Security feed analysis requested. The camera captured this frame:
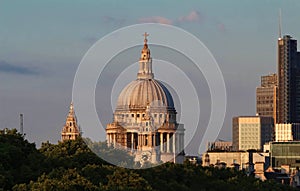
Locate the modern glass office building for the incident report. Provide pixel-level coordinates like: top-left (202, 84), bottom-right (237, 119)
top-left (270, 142), bottom-right (300, 168)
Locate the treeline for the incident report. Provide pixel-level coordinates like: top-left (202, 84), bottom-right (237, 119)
top-left (0, 129), bottom-right (296, 191)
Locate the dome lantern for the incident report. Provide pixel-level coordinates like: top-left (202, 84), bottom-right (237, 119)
top-left (137, 32), bottom-right (154, 79)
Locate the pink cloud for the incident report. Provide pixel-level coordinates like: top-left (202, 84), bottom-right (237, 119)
top-left (138, 16), bottom-right (173, 25)
top-left (178, 10), bottom-right (202, 23)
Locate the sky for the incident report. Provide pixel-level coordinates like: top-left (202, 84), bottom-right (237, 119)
top-left (1, 0), bottom-right (300, 154)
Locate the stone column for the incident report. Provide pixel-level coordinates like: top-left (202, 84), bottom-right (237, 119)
top-left (131, 133), bottom-right (134, 150)
top-left (107, 133), bottom-right (110, 146)
top-left (172, 133), bottom-right (176, 153)
top-left (124, 133), bottom-right (127, 147)
top-left (160, 133), bottom-right (163, 152)
top-left (110, 134), bottom-right (113, 146)
top-left (167, 133), bottom-right (170, 153)
top-left (153, 133), bottom-right (156, 146)
top-left (149, 133), bottom-right (152, 147)
top-left (110, 134), bottom-right (112, 147)
top-left (113, 133), bottom-right (116, 148)
top-left (175, 133), bottom-right (179, 153)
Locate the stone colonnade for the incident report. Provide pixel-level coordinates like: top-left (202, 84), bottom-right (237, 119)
top-left (106, 131), bottom-right (184, 153)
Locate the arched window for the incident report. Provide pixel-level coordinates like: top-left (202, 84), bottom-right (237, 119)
top-left (70, 122), bottom-right (72, 126)
top-left (69, 128), bottom-right (72, 132)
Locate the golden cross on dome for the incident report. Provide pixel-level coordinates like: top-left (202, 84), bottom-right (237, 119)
top-left (143, 32), bottom-right (149, 44)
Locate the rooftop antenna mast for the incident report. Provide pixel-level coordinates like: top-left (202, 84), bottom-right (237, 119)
top-left (279, 8), bottom-right (282, 39)
top-left (20, 113), bottom-right (23, 134)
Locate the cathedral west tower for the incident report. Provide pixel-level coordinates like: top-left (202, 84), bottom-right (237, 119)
top-left (61, 102), bottom-right (81, 141)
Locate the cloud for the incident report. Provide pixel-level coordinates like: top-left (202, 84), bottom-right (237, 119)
top-left (138, 16), bottom-right (173, 25)
top-left (138, 11), bottom-right (202, 25)
top-left (138, 10), bottom-right (226, 33)
top-left (177, 10), bottom-right (202, 23)
top-left (0, 61), bottom-right (39, 75)
top-left (177, 10), bottom-right (227, 33)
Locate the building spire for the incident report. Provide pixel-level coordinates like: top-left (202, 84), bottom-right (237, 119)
top-left (69, 102), bottom-right (74, 116)
top-left (137, 32), bottom-right (154, 79)
top-left (279, 8), bottom-right (282, 39)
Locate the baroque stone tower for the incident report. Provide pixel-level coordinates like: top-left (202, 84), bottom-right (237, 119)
top-left (61, 102), bottom-right (80, 141)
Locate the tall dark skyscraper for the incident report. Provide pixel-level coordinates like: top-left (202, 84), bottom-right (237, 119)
top-left (277, 35), bottom-right (300, 123)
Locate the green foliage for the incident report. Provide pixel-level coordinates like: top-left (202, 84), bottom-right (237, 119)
top-left (2, 129), bottom-right (297, 191)
top-left (84, 138), bottom-right (135, 167)
top-left (81, 164), bottom-right (114, 186)
top-left (0, 129), bottom-right (44, 190)
top-left (13, 169), bottom-right (98, 191)
top-left (105, 168), bottom-right (152, 191)
top-left (39, 138), bottom-right (106, 171)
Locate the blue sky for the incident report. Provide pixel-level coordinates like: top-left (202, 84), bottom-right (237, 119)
top-left (1, 0), bottom-right (300, 153)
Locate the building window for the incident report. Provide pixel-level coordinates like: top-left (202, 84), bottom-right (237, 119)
top-left (137, 114), bottom-right (140, 117)
top-left (131, 114), bottom-right (134, 117)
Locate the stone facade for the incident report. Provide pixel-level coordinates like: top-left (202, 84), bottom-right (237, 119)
top-left (203, 151), bottom-right (268, 170)
top-left (232, 116), bottom-right (274, 151)
top-left (275, 123), bottom-right (300, 142)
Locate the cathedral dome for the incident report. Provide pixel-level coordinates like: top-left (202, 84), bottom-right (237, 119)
top-left (116, 32), bottom-right (174, 111)
top-left (106, 33), bottom-right (185, 165)
top-left (116, 78), bottom-right (174, 110)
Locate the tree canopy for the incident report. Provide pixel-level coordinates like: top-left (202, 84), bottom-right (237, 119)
top-left (0, 129), bottom-right (296, 191)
